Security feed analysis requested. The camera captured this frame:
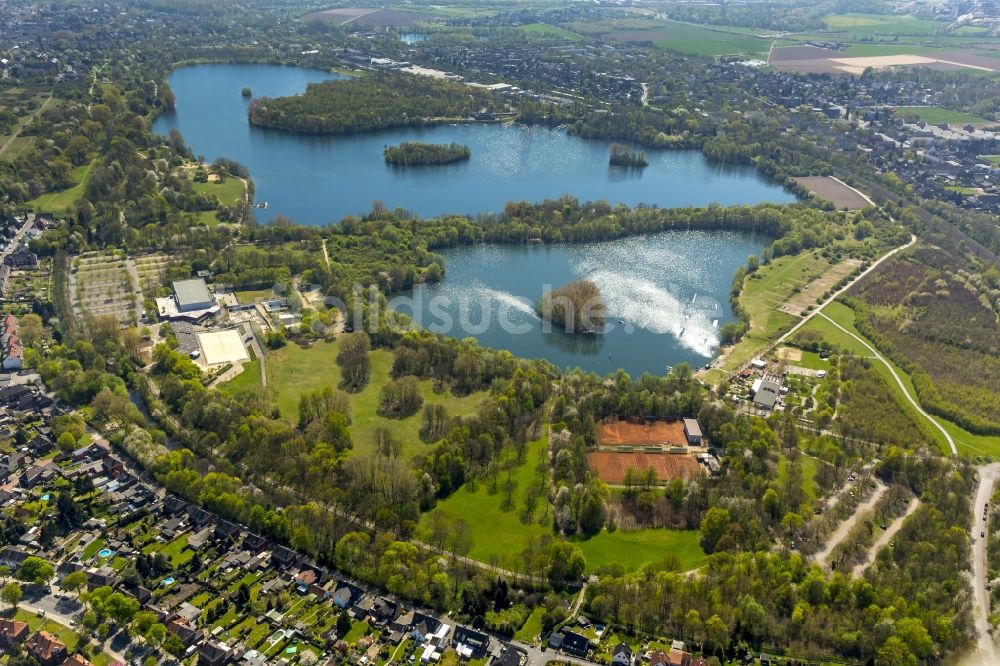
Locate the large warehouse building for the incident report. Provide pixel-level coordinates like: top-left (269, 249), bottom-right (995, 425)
top-left (173, 278), bottom-right (214, 312)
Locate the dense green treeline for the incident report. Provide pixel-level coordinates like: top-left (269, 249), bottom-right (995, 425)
top-left (384, 141), bottom-right (471, 166)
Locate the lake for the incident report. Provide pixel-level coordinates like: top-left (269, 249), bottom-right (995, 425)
top-left (152, 63), bottom-right (795, 225)
top-left (392, 230), bottom-right (768, 376)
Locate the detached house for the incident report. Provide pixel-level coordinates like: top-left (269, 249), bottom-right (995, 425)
top-left (25, 631), bottom-right (68, 666)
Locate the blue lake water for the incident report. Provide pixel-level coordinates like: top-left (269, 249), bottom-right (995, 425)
top-left (152, 63), bottom-right (795, 225)
top-left (393, 230), bottom-right (768, 376)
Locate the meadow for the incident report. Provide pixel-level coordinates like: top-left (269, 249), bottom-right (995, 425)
top-left (423, 434), bottom-right (706, 572)
top-left (893, 106), bottom-right (989, 125)
top-left (27, 161), bottom-right (93, 213)
top-left (226, 338), bottom-right (487, 460)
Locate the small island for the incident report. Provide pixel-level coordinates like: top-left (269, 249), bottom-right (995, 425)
top-left (241, 87), bottom-right (252, 98)
top-left (537, 279), bottom-right (606, 333)
top-left (609, 143), bottom-right (648, 168)
top-left (384, 141), bottom-right (471, 166)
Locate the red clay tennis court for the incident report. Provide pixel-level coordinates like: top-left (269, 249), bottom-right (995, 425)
top-left (597, 419), bottom-right (688, 447)
top-left (587, 450), bottom-right (702, 484)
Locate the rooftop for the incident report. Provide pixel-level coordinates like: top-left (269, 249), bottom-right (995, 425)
top-left (172, 278), bottom-right (212, 309)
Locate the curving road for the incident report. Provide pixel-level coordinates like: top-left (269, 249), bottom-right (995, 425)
top-left (816, 311), bottom-right (956, 456)
top-left (971, 464), bottom-right (1000, 663)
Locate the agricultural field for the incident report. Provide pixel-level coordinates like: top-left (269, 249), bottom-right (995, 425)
top-left (232, 338), bottom-right (487, 460)
top-left (519, 23), bottom-right (582, 41)
top-left (560, 18), bottom-right (772, 55)
top-left (893, 106), bottom-right (990, 125)
top-left (306, 7), bottom-right (432, 27)
top-left (793, 176), bottom-right (873, 211)
top-left (820, 13), bottom-right (948, 38)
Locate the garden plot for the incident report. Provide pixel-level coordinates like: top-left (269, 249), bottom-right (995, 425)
top-left (72, 252), bottom-right (139, 325)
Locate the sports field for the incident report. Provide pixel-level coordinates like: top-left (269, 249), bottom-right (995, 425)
top-left (597, 419), bottom-right (687, 447)
top-left (587, 450), bottom-right (702, 484)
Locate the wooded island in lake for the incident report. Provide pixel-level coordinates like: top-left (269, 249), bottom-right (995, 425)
top-left (384, 142), bottom-right (471, 166)
top-left (537, 279), bottom-right (607, 333)
top-left (609, 143), bottom-right (648, 167)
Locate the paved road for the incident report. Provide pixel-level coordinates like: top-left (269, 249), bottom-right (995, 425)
top-left (971, 464), bottom-right (1000, 663)
top-left (850, 496), bottom-right (919, 578)
top-left (816, 311), bottom-right (957, 456)
top-left (1, 214), bottom-right (36, 263)
top-left (19, 595), bottom-right (129, 663)
top-left (814, 480), bottom-right (887, 569)
top-left (124, 256), bottom-right (143, 324)
top-left (773, 234), bottom-right (916, 348)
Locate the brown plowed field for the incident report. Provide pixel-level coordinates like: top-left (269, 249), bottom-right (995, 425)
top-left (588, 450), bottom-right (702, 484)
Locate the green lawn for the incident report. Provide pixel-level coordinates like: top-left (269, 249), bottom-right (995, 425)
top-left (14, 610), bottom-right (112, 664)
top-left (514, 606), bottom-right (545, 642)
top-left (894, 106), bottom-right (988, 125)
top-left (343, 620), bottom-right (370, 644)
top-left (27, 161), bottom-right (94, 213)
top-left (520, 23), bottom-right (582, 40)
top-left (235, 288), bottom-right (275, 304)
top-left (652, 21), bottom-right (772, 56)
top-left (981, 155), bottom-right (1000, 164)
top-left (241, 339), bottom-right (487, 460)
top-left (81, 536), bottom-right (106, 560)
top-left (223, 358), bottom-right (262, 394)
top-left (573, 527), bottom-right (705, 573)
top-left (192, 176), bottom-right (246, 206)
top-left (777, 452), bottom-right (819, 505)
top-left (420, 436), bottom-right (551, 564)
